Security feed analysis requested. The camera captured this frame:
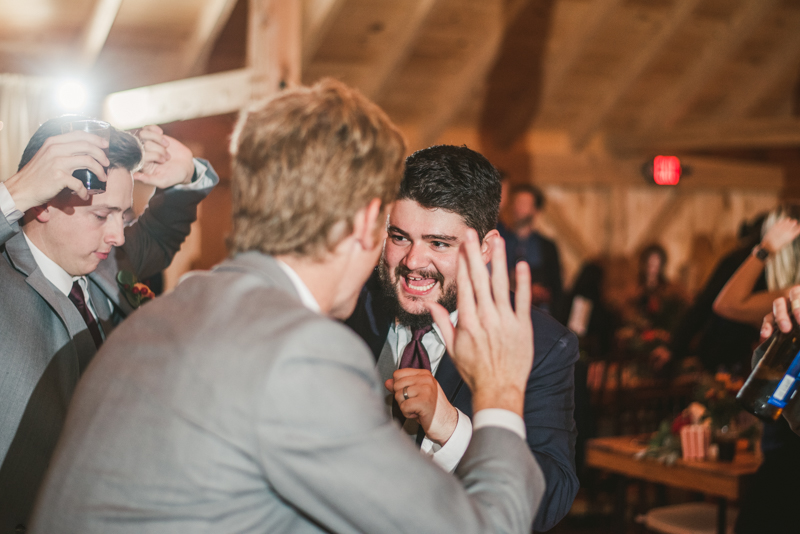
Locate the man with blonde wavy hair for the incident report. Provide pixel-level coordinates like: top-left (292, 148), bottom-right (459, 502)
top-left (31, 79), bottom-right (546, 533)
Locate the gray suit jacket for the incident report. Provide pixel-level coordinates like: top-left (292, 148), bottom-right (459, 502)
top-left (0, 161), bottom-right (218, 531)
top-left (30, 252), bottom-right (545, 534)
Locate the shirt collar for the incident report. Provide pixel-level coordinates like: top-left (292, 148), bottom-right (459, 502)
top-left (394, 309), bottom-right (459, 347)
top-left (22, 231), bottom-right (79, 297)
top-left (275, 259), bottom-right (321, 313)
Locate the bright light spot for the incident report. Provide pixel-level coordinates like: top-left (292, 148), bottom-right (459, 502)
top-left (653, 155), bottom-right (681, 186)
top-left (57, 80), bottom-right (88, 111)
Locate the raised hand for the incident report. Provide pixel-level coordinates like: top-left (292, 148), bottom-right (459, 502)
top-left (427, 231), bottom-right (534, 416)
top-left (134, 125), bottom-right (195, 189)
top-left (761, 286), bottom-right (800, 341)
top-left (386, 368), bottom-right (459, 445)
top-left (761, 217), bottom-right (800, 254)
top-left (4, 131), bottom-right (109, 211)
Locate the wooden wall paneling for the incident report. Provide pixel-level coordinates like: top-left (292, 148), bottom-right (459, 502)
top-left (302, 0), bottom-right (349, 66)
top-left (569, 0), bottom-right (700, 149)
top-left (636, 0), bottom-right (778, 133)
top-left (77, 0), bottom-right (123, 70)
top-left (541, 0), bottom-right (622, 103)
top-left (608, 118), bottom-right (800, 154)
top-left (722, 27), bottom-right (800, 120)
top-left (180, 0), bottom-right (241, 77)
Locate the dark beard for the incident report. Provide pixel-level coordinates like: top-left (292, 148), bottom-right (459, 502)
top-left (378, 256), bottom-right (458, 330)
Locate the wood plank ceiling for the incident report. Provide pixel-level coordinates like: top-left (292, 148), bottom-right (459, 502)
top-left (0, 0), bottom-right (799, 155)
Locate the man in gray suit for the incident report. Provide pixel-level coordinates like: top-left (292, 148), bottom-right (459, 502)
top-left (0, 119), bottom-right (218, 531)
top-left (31, 79), bottom-right (545, 533)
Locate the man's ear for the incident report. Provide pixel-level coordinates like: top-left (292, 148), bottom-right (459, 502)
top-left (480, 229), bottom-right (500, 264)
top-left (353, 198), bottom-right (384, 250)
top-left (31, 204), bottom-right (50, 223)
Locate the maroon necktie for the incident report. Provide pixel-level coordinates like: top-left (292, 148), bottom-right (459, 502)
top-left (393, 325), bottom-right (433, 423)
top-left (68, 280), bottom-right (103, 349)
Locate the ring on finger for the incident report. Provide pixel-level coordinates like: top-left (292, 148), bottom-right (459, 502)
top-left (403, 386), bottom-right (410, 400)
top-left (791, 298), bottom-right (800, 311)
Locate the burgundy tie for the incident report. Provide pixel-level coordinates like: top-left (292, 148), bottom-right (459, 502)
top-left (399, 325), bottom-right (433, 370)
top-left (68, 280), bottom-right (103, 349)
top-left (393, 325), bottom-right (433, 423)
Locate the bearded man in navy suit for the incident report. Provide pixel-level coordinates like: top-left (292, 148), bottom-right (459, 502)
top-left (346, 145), bottom-right (579, 532)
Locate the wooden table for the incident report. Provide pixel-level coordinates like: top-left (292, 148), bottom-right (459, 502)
top-left (586, 435), bottom-right (761, 534)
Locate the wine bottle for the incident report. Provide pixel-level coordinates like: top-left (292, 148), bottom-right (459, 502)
top-left (737, 320), bottom-right (800, 421)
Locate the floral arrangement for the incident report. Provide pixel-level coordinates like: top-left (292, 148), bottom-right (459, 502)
top-left (117, 271), bottom-right (155, 308)
top-left (695, 372), bottom-right (744, 429)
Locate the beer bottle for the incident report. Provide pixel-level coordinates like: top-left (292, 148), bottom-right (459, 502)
top-left (737, 319), bottom-right (800, 421)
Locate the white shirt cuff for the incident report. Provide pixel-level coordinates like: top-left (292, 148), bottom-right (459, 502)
top-left (0, 183), bottom-right (23, 224)
top-left (172, 160), bottom-right (211, 191)
top-left (421, 408), bottom-right (473, 473)
top-left (473, 408), bottom-right (526, 440)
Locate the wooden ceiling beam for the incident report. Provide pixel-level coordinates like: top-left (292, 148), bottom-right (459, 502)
top-left (361, 0), bottom-right (440, 101)
top-left (608, 118), bottom-right (800, 153)
top-left (636, 0), bottom-right (778, 133)
top-left (569, 0), bottom-right (700, 150)
top-left (249, 0), bottom-right (302, 100)
top-left (77, 0), bottom-right (123, 70)
top-left (302, 0), bottom-right (348, 66)
top-left (542, 0), bottom-right (622, 101)
top-left (412, 1), bottom-right (505, 150)
top-left (722, 28), bottom-right (800, 120)
top-left (103, 69), bottom-right (253, 129)
top-left (180, 0), bottom-right (241, 77)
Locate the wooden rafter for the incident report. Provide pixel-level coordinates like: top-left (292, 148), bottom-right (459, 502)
top-left (636, 0), bottom-right (778, 133)
top-left (249, 0), bottom-right (302, 100)
top-left (103, 69), bottom-right (253, 129)
top-left (77, 0), bottom-right (123, 70)
top-left (360, 0), bottom-right (440, 100)
top-left (569, 0), bottom-right (700, 150)
top-left (722, 29), bottom-right (800, 120)
top-left (180, 0), bottom-right (241, 77)
top-left (542, 0), bottom-right (622, 101)
top-left (609, 118), bottom-right (800, 153)
top-left (302, 0), bottom-right (348, 66)
top-left (411, 1), bottom-right (505, 149)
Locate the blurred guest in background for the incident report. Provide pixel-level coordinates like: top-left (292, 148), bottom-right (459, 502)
top-left (667, 214), bottom-right (767, 375)
top-left (713, 204), bottom-right (800, 534)
top-left (620, 244), bottom-right (686, 372)
top-left (497, 183), bottom-right (563, 313)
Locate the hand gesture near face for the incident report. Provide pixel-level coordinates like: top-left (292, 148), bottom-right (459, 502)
top-left (134, 125), bottom-right (195, 189)
top-left (761, 217), bottom-right (800, 254)
top-left (4, 131), bottom-right (109, 211)
top-left (427, 231), bottom-right (534, 415)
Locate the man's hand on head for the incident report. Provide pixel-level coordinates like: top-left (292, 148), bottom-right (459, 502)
top-left (427, 231), bottom-right (534, 417)
top-left (4, 131), bottom-right (109, 212)
top-left (386, 369), bottom-right (458, 445)
top-left (761, 285), bottom-right (800, 341)
top-left (134, 125), bottom-right (195, 189)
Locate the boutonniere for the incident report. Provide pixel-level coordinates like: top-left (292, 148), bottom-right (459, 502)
top-left (117, 270), bottom-right (155, 308)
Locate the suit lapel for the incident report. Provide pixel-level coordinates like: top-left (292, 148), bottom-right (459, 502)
top-left (434, 351), bottom-right (465, 404)
top-left (87, 277), bottom-right (115, 338)
top-left (5, 231), bottom-right (97, 363)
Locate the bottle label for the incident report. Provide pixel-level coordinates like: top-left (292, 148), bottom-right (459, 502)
top-left (767, 350), bottom-right (800, 408)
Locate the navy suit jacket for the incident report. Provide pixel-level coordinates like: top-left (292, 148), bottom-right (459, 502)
top-left (345, 271), bottom-right (580, 532)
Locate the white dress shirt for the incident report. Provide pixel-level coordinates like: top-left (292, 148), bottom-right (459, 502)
top-left (382, 316), bottom-right (527, 473)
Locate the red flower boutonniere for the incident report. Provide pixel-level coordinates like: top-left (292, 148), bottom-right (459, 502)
top-left (117, 270), bottom-right (155, 308)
